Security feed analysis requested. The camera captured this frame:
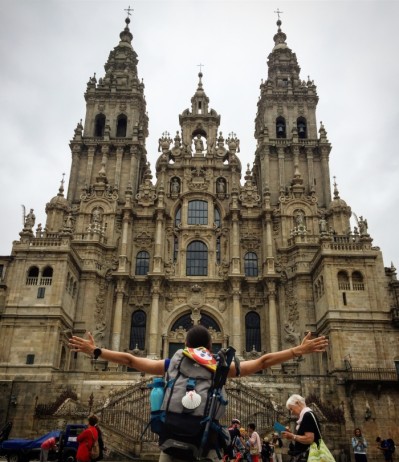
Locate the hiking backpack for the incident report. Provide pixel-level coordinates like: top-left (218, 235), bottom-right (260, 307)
top-left (149, 347), bottom-right (237, 461)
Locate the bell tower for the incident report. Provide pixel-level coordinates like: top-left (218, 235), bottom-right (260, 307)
top-left (67, 14), bottom-right (148, 206)
top-left (254, 18), bottom-right (332, 208)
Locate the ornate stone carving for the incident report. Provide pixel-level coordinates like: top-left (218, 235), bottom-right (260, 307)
top-left (93, 277), bottom-right (107, 346)
top-left (158, 131), bottom-right (172, 153)
top-left (241, 234), bottom-right (261, 251)
top-left (188, 284), bottom-right (204, 308)
top-left (134, 231), bottom-right (154, 250)
top-left (135, 165), bottom-right (157, 206)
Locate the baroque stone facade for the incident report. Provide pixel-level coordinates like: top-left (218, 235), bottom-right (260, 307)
top-left (0, 14), bottom-right (398, 459)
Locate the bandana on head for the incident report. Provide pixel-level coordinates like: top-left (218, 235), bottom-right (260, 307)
top-left (183, 347), bottom-right (217, 371)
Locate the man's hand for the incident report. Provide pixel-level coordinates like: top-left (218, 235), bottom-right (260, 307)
top-left (68, 332), bottom-right (96, 356)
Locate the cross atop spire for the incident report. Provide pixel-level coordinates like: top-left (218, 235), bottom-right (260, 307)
top-left (197, 63), bottom-right (204, 73)
top-left (274, 8), bottom-right (283, 20)
top-left (124, 5), bottom-right (134, 17)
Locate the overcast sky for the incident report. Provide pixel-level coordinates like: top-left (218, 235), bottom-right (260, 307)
top-left (1, 0), bottom-right (398, 269)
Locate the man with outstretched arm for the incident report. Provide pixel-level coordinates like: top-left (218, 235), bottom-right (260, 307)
top-left (68, 330), bottom-right (327, 377)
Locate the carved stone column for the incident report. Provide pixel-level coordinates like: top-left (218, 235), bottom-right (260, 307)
top-left (111, 279), bottom-right (126, 351)
top-left (278, 148), bottom-right (285, 192)
top-left (85, 146), bottom-right (95, 185)
top-left (114, 146), bottom-right (124, 187)
top-left (153, 211), bottom-right (163, 273)
top-left (118, 210), bottom-right (131, 272)
top-left (231, 211), bottom-right (241, 274)
top-left (230, 279), bottom-right (242, 356)
top-left (148, 279), bottom-right (162, 358)
top-left (267, 280), bottom-right (279, 354)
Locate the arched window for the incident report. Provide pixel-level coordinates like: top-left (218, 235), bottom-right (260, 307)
top-left (175, 205), bottom-right (181, 227)
top-left (245, 311), bottom-right (261, 352)
top-left (338, 271), bottom-right (350, 290)
top-left (135, 251), bottom-right (150, 275)
top-left (129, 310), bottom-right (147, 350)
top-left (186, 241), bottom-right (208, 276)
top-left (94, 114), bottom-right (106, 137)
top-left (244, 252), bottom-right (258, 277)
top-left (26, 266), bottom-right (39, 285)
top-left (188, 200), bottom-right (208, 225)
top-left (276, 116), bottom-right (286, 138)
top-left (41, 266), bottom-right (53, 285)
top-left (170, 314), bottom-right (222, 354)
top-left (352, 271), bottom-right (364, 291)
top-left (116, 114), bottom-right (127, 137)
top-left (297, 117), bottom-right (307, 139)
top-left (199, 314), bottom-right (221, 332)
top-left (171, 313), bottom-right (193, 331)
top-left (214, 206), bottom-right (221, 228)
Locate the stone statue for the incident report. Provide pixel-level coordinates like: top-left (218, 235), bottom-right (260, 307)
top-left (65, 213), bottom-right (73, 229)
top-left (217, 178), bottom-right (226, 193)
top-left (295, 211), bottom-right (304, 227)
top-left (171, 177), bottom-right (180, 194)
top-left (194, 134), bottom-right (204, 152)
top-left (25, 209), bottom-right (36, 229)
top-left (358, 216), bottom-right (368, 235)
top-left (319, 216), bottom-right (327, 234)
top-left (92, 208), bottom-right (102, 224)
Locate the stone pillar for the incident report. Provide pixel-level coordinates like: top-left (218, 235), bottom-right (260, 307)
top-left (114, 146), bottom-right (124, 187)
top-left (230, 279), bottom-right (242, 356)
top-left (278, 148), bottom-right (285, 192)
top-left (231, 211), bottom-right (241, 274)
top-left (118, 211), bottom-right (130, 272)
top-left (267, 280), bottom-right (279, 353)
top-left (67, 146), bottom-right (80, 202)
top-left (85, 146), bottom-right (95, 185)
top-left (111, 279), bottom-right (126, 351)
top-left (153, 211), bottom-right (163, 273)
top-left (129, 146), bottom-right (140, 194)
top-left (321, 149), bottom-right (331, 205)
top-left (148, 279), bottom-right (161, 358)
top-left (306, 149), bottom-right (315, 192)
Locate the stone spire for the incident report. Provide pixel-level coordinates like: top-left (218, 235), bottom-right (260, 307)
top-left (190, 71), bottom-right (210, 115)
top-left (178, 71), bottom-right (221, 151)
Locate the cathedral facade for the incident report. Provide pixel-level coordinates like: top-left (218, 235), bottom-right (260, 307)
top-left (0, 14), bottom-right (398, 458)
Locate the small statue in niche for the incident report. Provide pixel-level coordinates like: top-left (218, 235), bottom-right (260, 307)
top-left (171, 177), bottom-right (180, 194)
top-left (194, 134), bottom-right (204, 152)
top-left (319, 216), bottom-right (328, 234)
top-left (295, 210), bottom-right (305, 227)
top-left (217, 178), bottom-right (226, 193)
top-left (92, 207), bottom-right (102, 224)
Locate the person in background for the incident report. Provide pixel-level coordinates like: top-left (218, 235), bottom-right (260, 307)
top-left (261, 437), bottom-right (273, 462)
top-left (376, 437), bottom-right (395, 462)
top-left (247, 423), bottom-right (261, 462)
top-left (271, 433), bottom-right (283, 462)
top-left (93, 423), bottom-right (105, 461)
top-left (40, 435), bottom-right (58, 462)
top-left (281, 395), bottom-right (321, 462)
top-left (225, 419), bottom-right (242, 461)
top-left (76, 415), bottom-right (98, 462)
top-left (352, 428), bottom-right (368, 462)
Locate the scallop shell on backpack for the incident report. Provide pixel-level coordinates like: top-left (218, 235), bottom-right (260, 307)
top-left (182, 390), bottom-right (202, 409)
